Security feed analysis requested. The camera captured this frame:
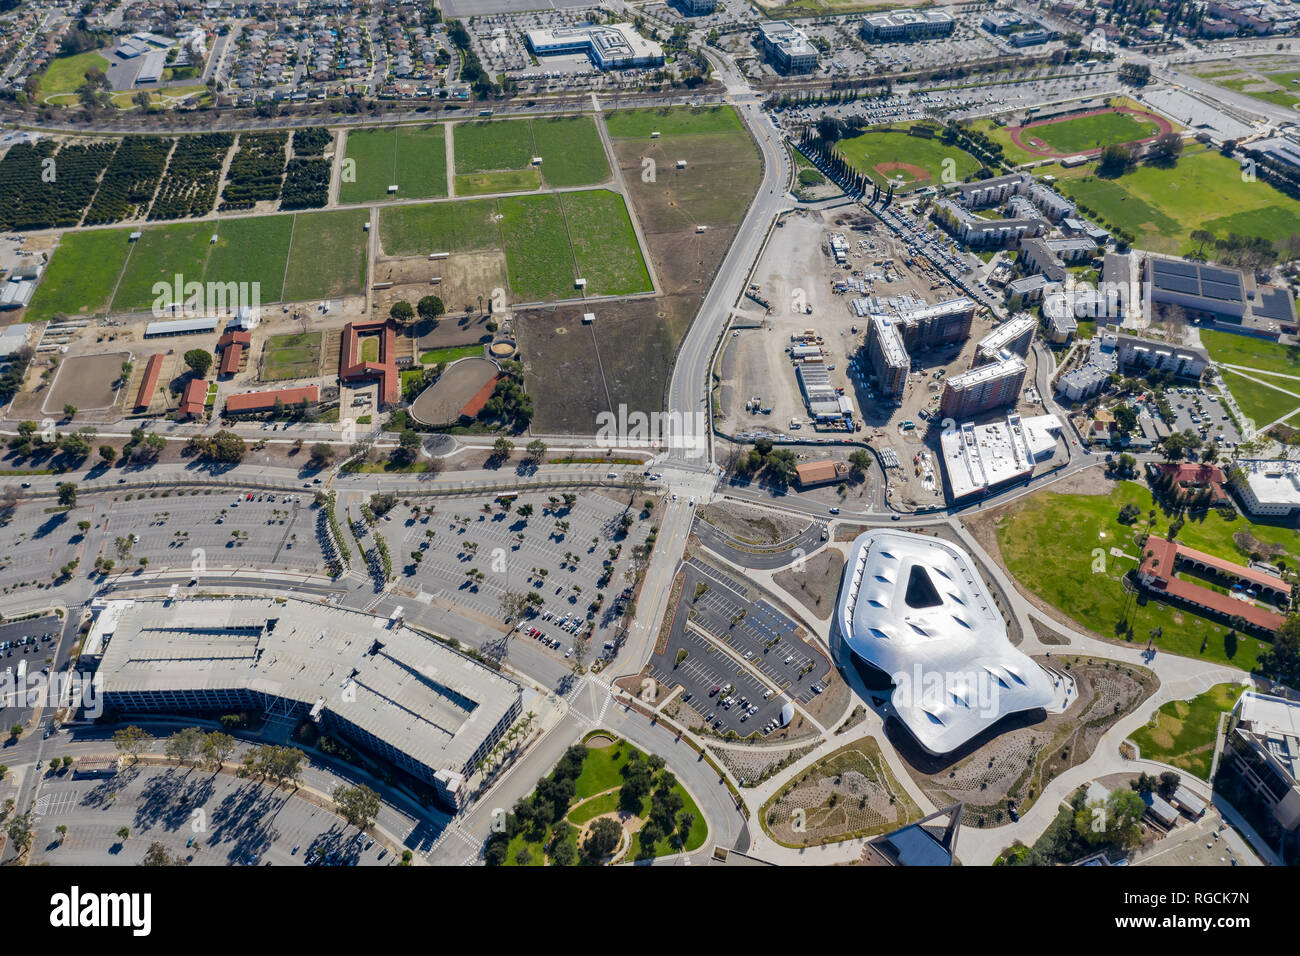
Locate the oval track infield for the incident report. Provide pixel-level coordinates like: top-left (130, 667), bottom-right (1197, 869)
top-left (1008, 107), bottom-right (1173, 159)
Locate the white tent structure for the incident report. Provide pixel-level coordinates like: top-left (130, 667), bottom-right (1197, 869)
top-left (836, 529), bottom-right (1054, 755)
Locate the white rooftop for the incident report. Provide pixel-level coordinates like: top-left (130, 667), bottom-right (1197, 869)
top-left (1236, 459), bottom-right (1300, 507)
top-left (940, 412), bottom-right (1061, 499)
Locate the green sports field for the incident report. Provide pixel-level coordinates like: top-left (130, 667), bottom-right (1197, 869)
top-left (1199, 330), bottom-right (1300, 378)
top-left (37, 51), bottom-right (111, 100)
top-left (261, 331), bottom-right (322, 381)
top-left (1219, 369), bottom-right (1300, 427)
top-left (1050, 147), bottom-right (1300, 255)
top-left (837, 127), bottom-right (982, 191)
top-left (995, 480), bottom-right (1299, 670)
top-left (1019, 111), bottom-right (1160, 155)
top-left (339, 125), bottom-right (447, 203)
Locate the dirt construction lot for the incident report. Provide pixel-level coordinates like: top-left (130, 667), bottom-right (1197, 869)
top-left (42, 351), bottom-right (131, 415)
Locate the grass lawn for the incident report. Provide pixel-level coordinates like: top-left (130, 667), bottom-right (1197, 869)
top-left (573, 739), bottom-right (633, 800)
top-left (1130, 682), bottom-right (1242, 780)
top-left (605, 104), bottom-right (744, 138)
top-left (282, 208), bottom-right (368, 301)
top-left (420, 345), bottom-right (481, 364)
top-left (393, 124), bottom-right (448, 198)
top-left (37, 51), bottom-right (111, 98)
top-left (25, 228), bottom-right (132, 321)
top-left (338, 127), bottom-right (399, 204)
top-left (531, 115), bottom-right (609, 187)
top-left (112, 221), bottom-right (215, 313)
top-left (561, 189), bottom-right (652, 296)
top-left (261, 331), bottom-right (321, 381)
top-left (454, 118), bottom-right (535, 174)
top-left (339, 125), bottom-right (447, 203)
top-left (453, 169), bottom-right (540, 196)
top-left (1051, 148), bottom-right (1300, 255)
top-left (204, 213), bottom-right (295, 304)
top-left (1219, 369), bottom-right (1300, 427)
top-left (359, 335), bottom-right (380, 362)
top-left (837, 127), bottom-right (981, 192)
top-left (497, 193), bottom-right (577, 302)
top-left (995, 480), bottom-right (1293, 671)
top-left (1023, 111), bottom-right (1159, 155)
top-left (969, 118), bottom-right (1039, 166)
top-left (1200, 329), bottom-right (1300, 377)
top-left (567, 790), bottom-right (620, 825)
top-left (379, 198), bottom-right (503, 256)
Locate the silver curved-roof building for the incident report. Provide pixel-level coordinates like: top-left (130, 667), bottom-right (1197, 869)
top-left (836, 530), bottom-right (1054, 755)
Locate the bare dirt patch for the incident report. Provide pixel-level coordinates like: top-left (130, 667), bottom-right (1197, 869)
top-left (43, 351), bottom-right (130, 416)
top-left (698, 500), bottom-right (809, 546)
top-left (773, 548), bottom-right (844, 621)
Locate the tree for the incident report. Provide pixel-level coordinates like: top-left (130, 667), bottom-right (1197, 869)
top-left (6, 813), bottom-right (32, 856)
top-left (1157, 771), bottom-right (1181, 799)
top-left (141, 841), bottom-right (188, 866)
top-left (389, 300), bottom-right (414, 323)
top-left (1259, 612), bottom-right (1300, 684)
top-left (525, 438), bottom-right (547, 462)
top-left (62, 403), bottom-right (78, 420)
top-left (309, 443), bottom-right (334, 468)
top-left (112, 725), bottom-right (154, 763)
top-left (1149, 132), bottom-right (1183, 165)
top-left (183, 349), bottom-right (213, 378)
top-left (58, 432), bottom-right (91, 459)
top-left (848, 449), bottom-right (872, 476)
top-left (98, 444), bottom-right (117, 464)
top-left (581, 816), bottom-right (622, 864)
top-left (200, 731), bottom-right (236, 771)
top-left (417, 295), bottom-right (445, 322)
top-left (392, 429), bottom-right (421, 466)
top-left (165, 727), bottom-right (205, 766)
top-left (332, 783), bottom-right (381, 830)
top-left (117, 826), bottom-right (131, 842)
top-left (1098, 143), bottom-right (1135, 177)
top-left (491, 436), bottom-right (514, 461)
top-left (54, 482), bottom-right (79, 508)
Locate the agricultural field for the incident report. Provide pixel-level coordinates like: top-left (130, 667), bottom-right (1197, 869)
top-left (1218, 370), bottom-right (1300, 427)
top-left (497, 194), bottom-right (577, 302)
top-left (339, 125), bottom-right (447, 204)
top-left (454, 168), bottom-right (539, 196)
top-left (378, 198), bottom-right (502, 256)
top-left (1129, 682), bottom-right (1242, 780)
top-left (148, 133), bottom-right (233, 221)
top-left (0, 140), bottom-right (118, 231)
top-left (1048, 147), bottom-right (1300, 255)
top-left (562, 189), bottom-right (652, 297)
top-left (83, 136), bottom-right (174, 225)
top-left (220, 132), bottom-right (289, 210)
top-left (531, 115), bottom-right (610, 187)
top-left (261, 332), bottom-right (322, 381)
top-left (991, 480), bottom-right (1299, 670)
top-left (452, 115), bottom-right (608, 194)
top-left (28, 208), bottom-right (367, 318)
top-left (515, 103), bottom-right (759, 433)
top-left (24, 228), bottom-right (133, 322)
top-left (112, 221), bottom-right (216, 313)
top-left (1188, 56), bottom-right (1300, 111)
top-left (282, 208), bottom-right (369, 301)
top-left (454, 118), bottom-right (535, 174)
top-left (837, 126), bottom-right (982, 192)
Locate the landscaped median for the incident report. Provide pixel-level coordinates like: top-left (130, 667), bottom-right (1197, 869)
top-left (485, 730), bottom-right (707, 866)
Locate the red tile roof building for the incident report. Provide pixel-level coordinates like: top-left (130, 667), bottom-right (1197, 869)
top-left (1138, 535), bottom-right (1288, 633)
top-left (1149, 462), bottom-right (1228, 506)
top-left (224, 385), bottom-right (320, 415)
top-left (179, 378), bottom-right (207, 419)
top-left (216, 330), bottom-right (251, 378)
top-left (339, 319), bottom-right (400, 406)
top-left (135, 353), bottom-right (164, 411)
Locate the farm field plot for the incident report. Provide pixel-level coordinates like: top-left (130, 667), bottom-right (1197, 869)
top-left (261, 331), bottom-right (322, 381)
top-left (204, 214), bottom-right (295, 303)
top-left (24, 228), bottom-right (133, 322)
top-left (0, 140), bottom-right (118, 231)
top-left (378, 198), bottom-right (502, 256)
top-left (837, 126), bottom-right (981, 192)
top-left (562, 189), bottom-right (651, 296)
top-left (497, 194), bottom-right (577, 302)
top-left (282, 208), bottom-right (369, 301)
top-left (1050, 148), bottom-right (1300, 255)
top-left (991, 480), bottom-right (1296, 671)
top-left (83, 136), bottom-right (174, 225)
top-left (454, 118), bottom-right (535, 174)
top-left (339, 125), bottom-right (447, 203)
top-left (1219, 370), bottom-right (1300, 427)
top-left (1200, 330), bottom-right (1300, 378)
top-left (111, 221), bottom-right (215, 313)
top-left (453, 168), bottom-right (540, 196)
top-left (604, 105), bottom-right (744, 138)
top-left (531, 115), bottom-right (610, 187)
